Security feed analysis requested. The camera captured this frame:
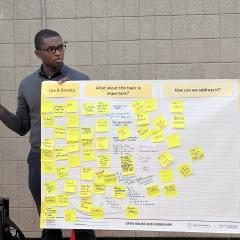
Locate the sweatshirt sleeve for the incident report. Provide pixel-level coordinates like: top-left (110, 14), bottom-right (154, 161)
top-left (0, 85), bottom-right (31, 136)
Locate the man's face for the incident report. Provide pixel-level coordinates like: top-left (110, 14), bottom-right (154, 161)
top-left (35, 36), bottom-right (65, 68)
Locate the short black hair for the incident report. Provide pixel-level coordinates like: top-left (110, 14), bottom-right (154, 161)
top-left (34, 29), bottom-right (61, 50)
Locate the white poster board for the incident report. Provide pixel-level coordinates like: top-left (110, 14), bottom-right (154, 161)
top-left (40, 80), bottom-right (240, 233)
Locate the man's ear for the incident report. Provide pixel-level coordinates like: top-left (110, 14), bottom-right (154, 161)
top-left (35, 50), bottom-right (41, 59)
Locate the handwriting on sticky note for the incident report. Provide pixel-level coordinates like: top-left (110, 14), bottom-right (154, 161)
top-left (146, 184), bottom-right (160, 197)
top-left (54, 126), bottom-right (66, 139)
top-left (79, 184), bottom-right (92, 198)
top-left (171, 100), bottom-right (184, 113)
top-left (81, 168), bottom-right (94, 181)
top-left (121, 155), bottom-right (134, 176)
top-left (56, 167), bottom-right (68, 179)
top-left (41, 139), bottom-right (54, 151)
top-left (57, 194), bottom-right (69, 206)
top-left (81, 127), bottom-right (94, 140)
top-left (98, 155), bottom-right (110, 168)
top-left (96, 137), bottom-right (109, 150)
top-left (44, 181), bottom-right (56, 195)
top-left (97, 101), bottom-right (110, 114)
top-left (64, 180), bottom-right (77, 192)
top-left (189, 146), bottom-right (204, 161)
top-left (96, 119), bottom-right (109, 132)
top-left (163, 184), bottom-right (178, 197)
top-left (178, 163), bottom-right (192, 177)
top-left (117, 125), bottom-right (131, 140)
top-left (91, 206), bottom-right (104, 219)
top-left (82, 102), bottom-right (95, 115)
top-left (65, 100), bottom-right (78, 112)
top-left (64, 210), bottom-right (76, 222)
top-left (125, 206), bottom-right (138, 219)
top-left (153, 115), bottom-right (168, 130)
top-left (158, 151), bottom-right (174, 167)
top-left (113, 186), bottom-right (126, 199)
top-left (53, 104), bottom-right (65, 117)
top-left (172, 115), bottom-right (185, 129)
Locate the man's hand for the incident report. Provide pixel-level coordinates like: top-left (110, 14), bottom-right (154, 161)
top-left (58, 76), bottom-right (69, 84)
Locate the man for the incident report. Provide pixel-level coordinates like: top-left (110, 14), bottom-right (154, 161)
top-left (0, 29), bottom-right (96, 240)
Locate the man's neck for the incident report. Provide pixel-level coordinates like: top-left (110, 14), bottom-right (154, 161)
top-left (42, 65), bottom-right (61, 78)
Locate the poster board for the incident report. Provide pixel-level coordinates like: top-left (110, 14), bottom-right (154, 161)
top-left (40, 80), bottom-right (240, 233)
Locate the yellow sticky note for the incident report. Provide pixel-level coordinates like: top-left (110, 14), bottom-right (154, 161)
top-left (93, 183), bottom-right (106, 194)
top-left (79, 184), bottom-right (92, 198)
top-left (163, 184), bottom-right (178, 197)
top-left (158, 151), bottom-right (174, 168)
top-left (56, 167), bottom-right (68, 179)
top-left (121, 155), bottom-right (134, 176)
top-left (91, 206), bottom-right (104, 219)
top-left (40, 201), bottom-right (46, 228)
top-left (136, 113), bottom-right (149, 126)
top-left (113, 186), bottom-right (126, 199)
top-left (67, 114), bottom-right (79, 128)
top-left (117, 125), bottom-right (131, 140)
top-left (45, 196), bottom-right (57, 206)
top-left (45, 206), bottom-right (57, 221)
top-left (96, 137), bottom-right (109, 150)
top-left (146, 184), bottom-right (160, 197)
top-left (68, 142), bottom-right (79, 153)
top-left (41, 149), bottom-right (53, 162)
top-left (41, 100), bottom-right (54, 113)
top-left (57, 194), bottom-right (69, 206)
top-left (104, 173), bottom-right (117, 185)
top-left (64, 180), bottom-right (77, 193)
top-left (42, 162), bottom-right (55, 174)
top-left (131, 100), bottom-right (145, 113)
top-left (137, 126), bottom-right (152, 140)
top-left (79, 198), bottom-right (92, 213)
top-left (42, 114), bottom-right (54, 128)
top-left (81, 168), bottom-right (94, 181)
top-left (144, 98), bottom-right (157, 112)
top-left (171, 100), bottom-right (184, 113)
top-left (178, 163), bottom-right (192, 178)
top-left (153, 115), bottom-right (168, 130)
top-left (172, 115), bottom-right (185, 129)
top-left (160, 169), bottom-right (174, 183)
top-left (53, 104), bottom-right (65, 117)
top-left (166, 134), bottom-right (181, 148)
top-left (54, 126), bottom-right (66, 139)
top-left (64, 210), bottom-right (76, 222)
top-left (98, 154), bottom-right (110, 168)
top-left (68, 154), bottom-right (81, 168)
top-left (189, 146), bottom-right (204, 161)
top-left (66, 100), bottom-right (78, 112)
top-left (55, 147), bottom-right (68, 161)
top-left (151, 129), bottom-right (164, 143)
top-left (41, 139), bottom-right (54, 151)
top-left (81, 139), bottom-right (94, 149)
top-left (83, 149), bottom-right (95, 161)
top-left (82, 102), bottom-right (95, 115)
top-left (44, 181), bottom-right (57, 195)
top-left (96, 119), bottom-right (109, 132)
top-left (67, 128), bottom-right (79, 142)
top-left (81, 127), bottom-right (94, 140)
top-left (97, 101), bottom-right (110, 114)
top-left (95, 170), bottom-right (105, 184)
top-left (125, 206), bottom-right (138, 219)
